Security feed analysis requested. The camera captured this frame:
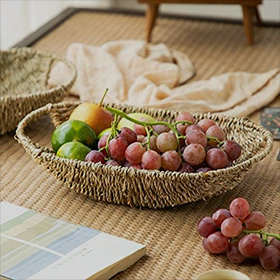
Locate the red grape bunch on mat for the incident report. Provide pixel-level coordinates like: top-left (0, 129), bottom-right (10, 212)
top-left (197, 198), bottom-right (280, 270)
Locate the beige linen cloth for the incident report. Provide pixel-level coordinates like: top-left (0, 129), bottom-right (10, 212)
top-left (49, 40), bottom-right (280, 117)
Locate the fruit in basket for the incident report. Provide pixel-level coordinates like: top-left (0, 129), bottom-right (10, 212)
top-left (118, 113), bottom-right (155, 131)
top-left (57, 141), bottom-right (91, 161)
top-left (183, 144), bottom-right (206, 166)
top-left (51, 120), bottom-right (97, 153)
top-left (98, 128), bottom-right (112, 139)
top-left (141, 150), bottom-right (161, 170)
top-left (161, 150), bottom-right (181, 171)
top-left (156, 132), bottom-right (177, 153)
top-left (118, 127), bottom-right (137, 145)
top-left (54, 102), bottom-right (243, 173)
top-left (108, 138), bottom-right (128, 161)
top-left (85, 150), bottom-right (105, 164)
top-left (125, 142), bottom-right (146, 164)
top-left (222, 140), bottom-right (242, 161)
top-left (197, 197), bottom-right (280, 270)
top-left (206, 148), bottom-right (228, 169)
top-left (69, 102), bottom-right (114, 135)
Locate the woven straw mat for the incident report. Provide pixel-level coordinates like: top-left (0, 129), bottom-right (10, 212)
top-left (1, 11), bottom-right (280, 279)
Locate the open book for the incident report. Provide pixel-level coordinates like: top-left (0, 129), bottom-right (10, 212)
top-left (0, 202), bottom-right (146, 279)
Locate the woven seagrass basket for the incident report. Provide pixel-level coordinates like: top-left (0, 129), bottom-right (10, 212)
top-left (0, 48), bottom-right (76, 135)
top-left (16, 101), bottom-right (273, 209)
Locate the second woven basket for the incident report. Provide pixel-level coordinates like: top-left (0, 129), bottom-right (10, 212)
top-left (0, 48), bottom-right (76, 135)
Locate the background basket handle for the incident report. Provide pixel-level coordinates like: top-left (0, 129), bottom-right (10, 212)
top-left (46, 56), bottom-right (77, 94)
top-left (15, 103), bottom-right (54, 157)
top-left (56, 57), bottom-right (77, 92)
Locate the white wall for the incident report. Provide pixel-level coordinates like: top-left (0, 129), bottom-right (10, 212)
top-left (0, 0), bottom-right (114, 49)
top-left (115, 0), bottom-right (280, 22)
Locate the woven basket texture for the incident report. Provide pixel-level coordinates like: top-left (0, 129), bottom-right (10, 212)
top-left (16, 101), bottom-right (273, 209)
top-left (0, 48), bottom-right (76, 135)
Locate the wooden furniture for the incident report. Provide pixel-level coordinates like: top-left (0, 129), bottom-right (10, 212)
top-left (139, 0), bottom-right (263, 45)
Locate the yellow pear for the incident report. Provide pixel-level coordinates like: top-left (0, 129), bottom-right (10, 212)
top-left (69, 102), bottom-right (114, 135)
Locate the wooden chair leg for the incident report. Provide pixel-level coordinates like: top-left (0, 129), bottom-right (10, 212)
top-left (254, 6), bottom-right (262, 26)
top-left (242, 5), bottom-right (254, 45)
top-left (145, 3), bottom-right (159, 42)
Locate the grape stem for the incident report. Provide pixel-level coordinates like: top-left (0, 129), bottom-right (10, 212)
top-left (100, 114), bottom-right (119, 160)
top-left (106, 106), bottom-right (185, 154)
top-left (105, 106), bottom-right (223, 156)
top-left (242, 229), bottom-right (280, 241)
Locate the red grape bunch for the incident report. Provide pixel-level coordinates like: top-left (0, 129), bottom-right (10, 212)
top-left (197, 197), bottom-right (280, 270)
top-left (85, 107), bottom-right (243, 173)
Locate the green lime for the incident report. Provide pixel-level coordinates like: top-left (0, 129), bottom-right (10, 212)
top-left (56, 142), bottom-right (91, 161)
top-left (51, 120), bottom-right (97, 153)
top-left (98, 128), bottom-right (112, 139)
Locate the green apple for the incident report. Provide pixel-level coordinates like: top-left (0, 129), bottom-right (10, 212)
top-left (98, 127), bottom-right (112, 139)
top-left (117, 113), bottom-right (156, 130)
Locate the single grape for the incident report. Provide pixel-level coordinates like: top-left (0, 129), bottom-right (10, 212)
top-left (244, 211), bottom-right (266, 230)
top-left (227, 240), bottom-right (246, 264)
top-left (178, 162), bottom-right (194, 173)
top-left (85, 150), bottom-right (105, 164)
top-left (156, 132), bottom-right (177, 153)
top-left (141, 150), bottom-right (161, 170)
top-left (161, 150), bottom-right (181, 171)
top-left (98, 135), bottom-right (109, 157)
top-left (124, 162), bottom-right (142, 169)
top-left (222, 140), bottom-right (242, 161)
top-left (176, 111), bottom-right (196, 124)
top-left (143, 135), bottom-right (160, 153)
top-left (153, 124), bottom-right (170, 135)
top-left (270, 238), bottom-right (280, 252)
top-left (183, 144), bottom-right (206, 166)
top-left (186, 130), bottom-right (207, 147)
top-left (203, 238), bottom-right (211, 254)
top-left (137, 135), bottom-right (145, 143)
top-left (125, 142), bottom-right (146, 164)
top-left (134, 123), bottom-right (147, 136)
top-left (169, 131), bottom-right (185, 147)
top-left (221, 217), bottom-right (242, 238)
top-left (185, 124), bottom-right (202, 135)
top-left (196, 167), bottom-right (212, 173)
top-left (177, 123), bottom-right (189, 135)
top-left (259, 245), bottom-right (280, 270)
top-left (105, 159), bottom-right (120, 166)
top-left (108, 137), bottom-right (128, 161)
top-left (118, 127), bottom-right (137, 145)
top-left (206, 232), bottom-right (229, 254)
top-left (229, 197), bottom-right (250, 220)
top-left (212, 209), bottom-right (231, 227)
top-left (197, 119), bottom-right (216, 133)
top-left (206, 125), bottom-right (225, 142)
top-left (176, 111), bottom-right (195, 135)
top-left (197, 217), bottom-right (218, 238)
top-left (238, 234), bottom-right (264, 257)
top-left (206, 148), bottom-right (228, 169)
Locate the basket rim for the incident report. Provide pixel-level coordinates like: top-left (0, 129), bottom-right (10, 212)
top-left (15, 101), bottom-right (274, 180)
top-left (0, 47), bottom-right (77, 102)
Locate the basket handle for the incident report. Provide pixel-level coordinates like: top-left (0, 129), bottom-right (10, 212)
top-left (15, 103), bottom-right (55, 157)
top-left (47, 56), bottom-right (77, 94)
